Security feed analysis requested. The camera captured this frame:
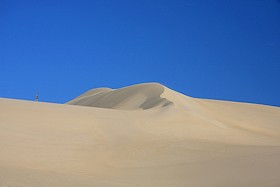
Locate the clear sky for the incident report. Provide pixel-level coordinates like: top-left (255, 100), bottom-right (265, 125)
top-left (1, 0), bottom-right (280, 106)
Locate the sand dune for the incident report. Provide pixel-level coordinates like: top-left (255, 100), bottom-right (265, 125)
top-left (1, 83), bottom-right (280, 186)
top-left (67, 83), bottom-right (173, 110)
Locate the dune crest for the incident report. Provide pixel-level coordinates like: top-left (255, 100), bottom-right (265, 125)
top-left (67, 83), bottom-right (174, 110)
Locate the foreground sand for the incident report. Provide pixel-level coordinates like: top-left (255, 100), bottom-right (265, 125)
top-left (1, 83), bottom-right (280, 186)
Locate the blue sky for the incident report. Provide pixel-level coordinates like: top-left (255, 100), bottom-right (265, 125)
top-left (1, 0), bottom-right (280, 106)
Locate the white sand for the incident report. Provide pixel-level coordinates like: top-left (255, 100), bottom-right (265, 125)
top-left (1, 83), bottom-right (280, 186)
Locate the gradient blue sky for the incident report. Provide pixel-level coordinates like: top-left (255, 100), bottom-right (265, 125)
top-left (1, 0), bottom-right (280, 106)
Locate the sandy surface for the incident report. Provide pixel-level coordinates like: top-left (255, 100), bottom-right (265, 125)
top-left (1, 83), bottom-right (280, 186)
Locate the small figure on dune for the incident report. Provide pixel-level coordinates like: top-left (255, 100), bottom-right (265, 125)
top-left (35, 94), bottom-right (39, 102)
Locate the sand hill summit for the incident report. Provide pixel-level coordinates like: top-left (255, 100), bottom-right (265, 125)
top-left (67, 83), bottom-right (176, 110)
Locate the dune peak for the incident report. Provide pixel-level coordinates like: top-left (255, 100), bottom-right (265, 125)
top-left (66, 82), bottom-right (174, 110)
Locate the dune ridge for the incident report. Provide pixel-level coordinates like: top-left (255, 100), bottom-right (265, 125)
top-left (67, 83), bottom-right (174, 110)
top-left (1, 82), bottom-right (280, 187)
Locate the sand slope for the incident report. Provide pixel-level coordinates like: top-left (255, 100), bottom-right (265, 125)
top-left (67, 83), bottom-right (173, 110)
top-left (1, 83), bottom-right (280, 187)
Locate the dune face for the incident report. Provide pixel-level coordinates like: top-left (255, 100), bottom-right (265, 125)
top-left (67, 83), bottom-right (173, 110)
top-left (1, 83), bottom-right (280, 187)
